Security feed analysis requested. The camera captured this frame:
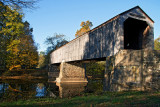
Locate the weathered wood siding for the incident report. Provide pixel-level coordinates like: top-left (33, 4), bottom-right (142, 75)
top-left (50, 7), bottom-right (154, 64)
top-left (51, 33), bottom-right (89, 64)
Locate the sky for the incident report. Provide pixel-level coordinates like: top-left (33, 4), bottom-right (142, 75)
top-left (23, 0), bottom-right (160, 52)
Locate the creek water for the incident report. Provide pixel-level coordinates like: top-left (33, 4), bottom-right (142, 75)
top-left (0, 78), bottom-right (103, 102)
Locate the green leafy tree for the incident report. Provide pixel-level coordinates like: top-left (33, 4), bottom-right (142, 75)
top-left (75, 20), bottom-right (93, 38)
top-left (43, 33), bottom-right (68, 68)
top-left (154, 37), bottom-right (160, 50)
top-left (45, 33), bottom-right (68, 51)
top-left (86, 61), bottom-right (105, 79)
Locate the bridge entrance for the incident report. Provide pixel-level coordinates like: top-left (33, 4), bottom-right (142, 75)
top-left (124, 18), bottom-right (148, 50)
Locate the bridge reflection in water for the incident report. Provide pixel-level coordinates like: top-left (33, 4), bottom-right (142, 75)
top-left (56, 82), bottom-right (87, 98)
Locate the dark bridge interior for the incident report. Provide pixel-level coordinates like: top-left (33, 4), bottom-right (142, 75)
top-left (124, 18), bottom-right (148, 50)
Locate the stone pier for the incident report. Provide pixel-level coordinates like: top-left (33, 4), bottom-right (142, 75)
top-left (56, 61), bottom-right (87, 83)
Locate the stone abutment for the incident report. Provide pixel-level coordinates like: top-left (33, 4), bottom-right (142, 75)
top-left (104, 49), bottom-right (160, 91)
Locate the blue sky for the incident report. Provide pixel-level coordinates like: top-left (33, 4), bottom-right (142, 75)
top-left (24, 0), bottom-right (160, 52)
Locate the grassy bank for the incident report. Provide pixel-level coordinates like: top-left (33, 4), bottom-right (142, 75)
top-left (0, 91), bottom-right (160, 107)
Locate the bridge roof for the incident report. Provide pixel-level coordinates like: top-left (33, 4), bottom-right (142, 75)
top-left (89, 6), bottom-right (154, 34)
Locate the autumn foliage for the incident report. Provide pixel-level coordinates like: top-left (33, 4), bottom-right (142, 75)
top-left (75, 20), bottom-right (93, 38)
top-left (0, 2), bottom-right (38, 70)
top-left (154, 36), bottom-right (160, 50)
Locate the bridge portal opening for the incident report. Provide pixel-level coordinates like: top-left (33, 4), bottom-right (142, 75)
top-left (124, 18), bottom-right (148, 50)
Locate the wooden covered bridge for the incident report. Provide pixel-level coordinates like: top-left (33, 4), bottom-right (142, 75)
top-left (49, 6), bottom-right (160, 91)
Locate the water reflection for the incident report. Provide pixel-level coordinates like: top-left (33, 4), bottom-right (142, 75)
top-left (56, 82), bottom-right (87, 98)
top-left (47, 82), bottom-right (59, 98)
top-left (0, 83), bottom-right (9, 97)
top-left (0, 79), bottom-right (103, 101)
top-left (36, 83), bottom-right (46, 97)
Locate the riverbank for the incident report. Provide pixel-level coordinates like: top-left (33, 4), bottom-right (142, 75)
top-left (0, 69), bottom-right (48, 80)
top-left (0, 91), bottom-right (160, 107)
top-left (0, 75), bottom-right (44, 80)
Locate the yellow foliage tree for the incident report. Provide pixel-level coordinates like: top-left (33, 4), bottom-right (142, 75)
top-left (0, 2), bottom-right (24, 70)
top-left (154, 36), bottom-right (160, 50)
top-left (75, 20), bottom-right (93, 38)
top-left (0, 2), bottom-right (38, 70)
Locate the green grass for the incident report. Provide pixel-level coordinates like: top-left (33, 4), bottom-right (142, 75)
top-left (0, 91), bottom-right (160, 107)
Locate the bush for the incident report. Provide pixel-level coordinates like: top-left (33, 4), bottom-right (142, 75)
top-left (86, 61), bottom-right (105, 79)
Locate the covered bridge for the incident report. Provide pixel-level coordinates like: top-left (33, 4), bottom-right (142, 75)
top-left (49, 6), bottom-right (160, 91)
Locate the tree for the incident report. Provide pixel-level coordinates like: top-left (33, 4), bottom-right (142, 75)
top-left (5, 21), bottom-right (38, 70)
top-left (86, 61), bottom-right (105, 79)
top-left (0, 2), bottom-right (38, 70)
top-left (0, 0), bottom-right (38, 9)
top-left (154, 37), bottom-right (160, 50)
top-left (18, 21), bottom-right (38, 69)
top-left (0, 2), bottom-right (24, 70)
top-left (75, 20), bottom-right (93, 38)
top-left (43, 33), bottom-right (68, 68)
top-left (45, 33), bottom-right (68, 52)
top-left (37, 51), bottom-right (45, 68)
